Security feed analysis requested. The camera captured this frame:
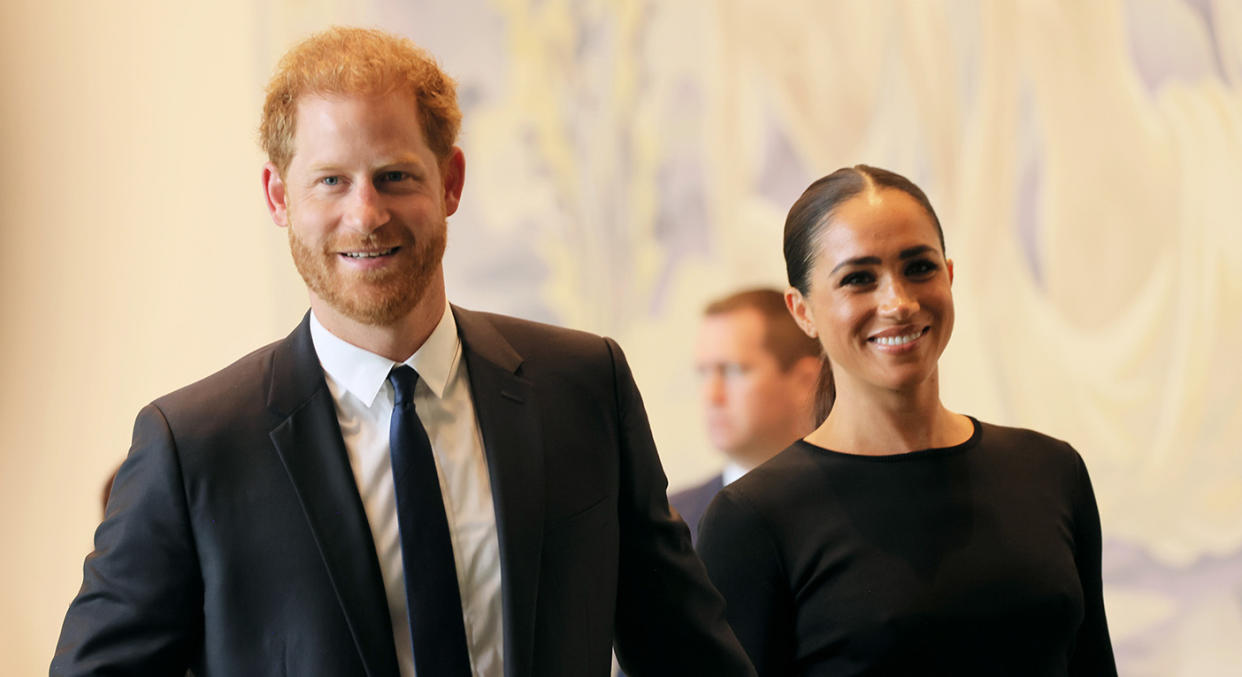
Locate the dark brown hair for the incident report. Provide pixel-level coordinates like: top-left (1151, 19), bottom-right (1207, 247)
top-left (784, 165), bottom-right (944, 295)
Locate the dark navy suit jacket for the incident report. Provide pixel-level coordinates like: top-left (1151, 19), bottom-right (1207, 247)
top-left (52, 307), bottom-right (754, 677)
top-left (616, 473), bottom-right (729, 677)
top-left (670, 474), bottom-right (726, 545)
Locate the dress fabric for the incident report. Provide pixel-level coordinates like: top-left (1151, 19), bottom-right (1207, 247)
top-left (697, 418), bottom-right (1116, 677)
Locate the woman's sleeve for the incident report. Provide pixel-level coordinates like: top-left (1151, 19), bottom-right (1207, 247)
top-left (1067, 450), bottom-right (1118, 676)
top-left (697, 488), bottom-right (795, 677)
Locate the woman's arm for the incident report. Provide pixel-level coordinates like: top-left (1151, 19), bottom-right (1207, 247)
top-left (698, 489), bottom-right (796, 677)
top-left (1067, 451), bottom-right (1118, 676)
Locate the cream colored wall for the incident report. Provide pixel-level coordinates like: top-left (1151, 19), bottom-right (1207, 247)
top-left (0, 1), bottom-right (352, 672)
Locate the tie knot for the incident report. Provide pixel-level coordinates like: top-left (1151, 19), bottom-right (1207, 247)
top-left (388, 365), bottom-right (420, 406)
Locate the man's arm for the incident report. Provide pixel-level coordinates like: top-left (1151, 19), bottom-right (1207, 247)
top-left (604, 338), bottom-right (756, 677)
top-left (51, 403), bottom-right (203, 676)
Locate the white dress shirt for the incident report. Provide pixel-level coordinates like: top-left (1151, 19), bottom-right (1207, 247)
top-left (722, 461), bottom-right (748, 487)
top-left (310, 306), bottom-right (503, 677)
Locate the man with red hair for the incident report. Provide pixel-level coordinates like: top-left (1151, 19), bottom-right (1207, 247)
top-left (53, 27), bottom-right (753, 677)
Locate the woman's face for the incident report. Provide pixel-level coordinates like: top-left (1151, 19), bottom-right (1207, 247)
top-left (787, 188), bottom-right (954, 396)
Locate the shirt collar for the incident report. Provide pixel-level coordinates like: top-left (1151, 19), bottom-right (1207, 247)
top-left (722, 461), bottom-right (749, 487)
top-left (309, 304), bottom-right (461, 408)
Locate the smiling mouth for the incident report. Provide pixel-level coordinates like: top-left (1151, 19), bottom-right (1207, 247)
top-left (869, 327), bottom-right (929, 346)
top-left (341, 247), bottom-right (399, 259)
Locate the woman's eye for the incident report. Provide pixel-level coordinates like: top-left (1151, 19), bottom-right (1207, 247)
top-left (905, 260), bottom-right (938, 277)
top-left (840, 271), bottom-right (874, 287)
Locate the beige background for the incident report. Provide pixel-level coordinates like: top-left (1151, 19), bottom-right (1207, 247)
top-left (1, 1), bottom-right (304, 671)
top-left (4, 1), bottom-right (1241, 675)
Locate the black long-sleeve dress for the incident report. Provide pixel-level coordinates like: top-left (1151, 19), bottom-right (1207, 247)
top-left (697, 417), bottom-right (1116, 676)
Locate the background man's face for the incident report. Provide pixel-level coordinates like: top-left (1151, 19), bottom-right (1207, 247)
top-left (695, 309), bottom-right (810, 464)
top-left (270, 90), bottom-right (462, 327)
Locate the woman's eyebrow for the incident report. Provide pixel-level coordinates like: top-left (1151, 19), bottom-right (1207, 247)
top-left (899, 245), bottom-right (935, 259)
top-left (829, 245), bottom-right (938, 276)
top-left (829, 256), bottom-right (881, 276)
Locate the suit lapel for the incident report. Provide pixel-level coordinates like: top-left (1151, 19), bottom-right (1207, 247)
top-left (454, 307), bottom-right (545, 677)
top-left (266, 314), bottom-right (400, 677)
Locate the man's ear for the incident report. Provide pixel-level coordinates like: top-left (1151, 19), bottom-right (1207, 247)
top-left (441, 147), bottom-right (465, 217)
top-left (785, 287), bottom-right (818, 338)
top-left (262, 162), bottom-right (289, 227)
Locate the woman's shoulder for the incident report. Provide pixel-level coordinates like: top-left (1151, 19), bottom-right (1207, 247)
top-left (698, 444), bottom-right (823, 563)
top-left (973, 418), bottom-right (1089, 479)
top-left (975, 418), bottom-right (1079, 455)
top-left (713, 442), bottom-right (825, 511)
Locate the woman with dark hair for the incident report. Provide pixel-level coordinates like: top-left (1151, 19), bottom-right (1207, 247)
top-left (696, 165), bottom-right (1116, 676)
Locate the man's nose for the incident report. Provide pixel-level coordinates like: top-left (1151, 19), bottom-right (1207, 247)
top-left (343, 182), bottom-right (388, 232)
top-left (702, 373), bottom-right (726, 405)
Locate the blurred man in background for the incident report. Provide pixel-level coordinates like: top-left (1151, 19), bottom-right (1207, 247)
top-left (678, 289), bottom-right (822, 540)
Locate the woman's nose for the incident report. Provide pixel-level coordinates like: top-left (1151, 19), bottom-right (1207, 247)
top-left (877, 280), bottom-right (918, 318)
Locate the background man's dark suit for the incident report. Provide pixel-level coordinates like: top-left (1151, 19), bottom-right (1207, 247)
top-left (52, 306), bottom-right (752, 677)
top-left (670, 474), bottom-right (725, 546)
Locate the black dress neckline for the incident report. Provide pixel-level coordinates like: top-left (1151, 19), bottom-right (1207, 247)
top-left (795, 415), bottom-right (982, 462)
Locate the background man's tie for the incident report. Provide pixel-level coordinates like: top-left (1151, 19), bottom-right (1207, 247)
top-left (388, 365), bottom-right (473, 676)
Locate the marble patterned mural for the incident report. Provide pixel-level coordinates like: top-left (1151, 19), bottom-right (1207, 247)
top-left (369, 0), bottom-right (1242, 672)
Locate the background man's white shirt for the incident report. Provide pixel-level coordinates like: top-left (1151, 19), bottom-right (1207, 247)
top-left (721, 462), bottom-right (748, 487)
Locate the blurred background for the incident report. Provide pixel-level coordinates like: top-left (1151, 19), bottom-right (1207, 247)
top-left (3, 0), bottom-right (1240, 674)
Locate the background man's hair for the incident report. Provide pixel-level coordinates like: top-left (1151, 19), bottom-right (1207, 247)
top-left (260, 26), bottom-right (461, 175)
top-left (704, 288), bottom-right (821, 370)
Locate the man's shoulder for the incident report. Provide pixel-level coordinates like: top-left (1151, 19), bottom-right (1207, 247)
top-left (456, 306), bottom-right (607, 346)
top-left (453, 306), bottom-right (621, 367)
top-left (149, 329), bottom-right (296, 425)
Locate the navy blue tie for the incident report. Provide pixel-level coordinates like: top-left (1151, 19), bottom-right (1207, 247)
top-left (387, 365), bottom-right (472, 676)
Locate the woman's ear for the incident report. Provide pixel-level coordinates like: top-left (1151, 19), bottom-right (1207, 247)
top-left (785, 287), bottom-right (818, 338)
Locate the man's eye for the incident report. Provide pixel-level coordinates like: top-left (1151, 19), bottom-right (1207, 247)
top-left (379, 171), bottom-right (409, 183)
top-left (320, 176), bottom-right (341, 186)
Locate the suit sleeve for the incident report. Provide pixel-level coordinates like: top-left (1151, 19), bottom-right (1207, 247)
top-left (604, 338), bottom-right (756, 677)
top-left (697, 490), bottom-right (795, 677)
top-left (1067, 451), bottom-right (1118, 676)
top-left (51, 403), bottom-right (203, 676)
